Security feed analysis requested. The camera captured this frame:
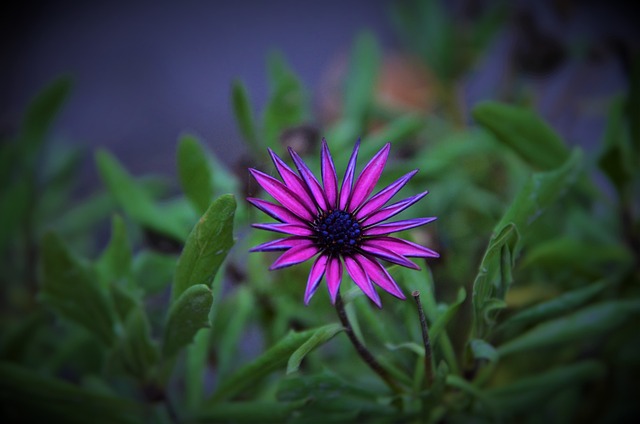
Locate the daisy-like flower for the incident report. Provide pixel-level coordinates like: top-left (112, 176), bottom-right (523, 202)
top-left (248, 138), bottom-right (438, 307)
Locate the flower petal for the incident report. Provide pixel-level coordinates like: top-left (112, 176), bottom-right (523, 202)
top-left (304, 254), bottom-right (329, 304)
top-left (326, 256), bottom-right (343, 304)
top-left (250, 236), bottom-right (310, 252)
top-left (247, 197), bottom-right (306, 224)
top-left (363, 237), bottom-right (439, 258)
top-left (354, 254), bottom-right (405, 299)
top-left (344, 255), bottom-right (381, 307)
top-left (321, 138), bottom-right (338, 209)
top-left (289, 147), bottom-right (328, 211)
top-left (338, 139), bottom-right (360, 211)
top-left (270, 243), bottom-right (319, 270)
top-left (348, 143), bottom-right (390, 212)
top-left (355, 170), bottom-right (418, 220)
top-left (363, 217), bottom-right (436, 236)
top-left (268, 149), bottom-right (317, 213)
top-left (252, 223), bottom-right (314, 236)
top-left (359, 242), bottom-right (420, 270)
top-left (361, 191), bottom-right (429, 226)
top-left (249, 169), bottom-right (314, 221)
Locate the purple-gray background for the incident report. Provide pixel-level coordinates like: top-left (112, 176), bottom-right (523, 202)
top-left (1, 0), bottom-right (638, 193)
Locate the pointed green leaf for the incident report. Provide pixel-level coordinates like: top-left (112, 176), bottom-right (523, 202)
top-left (177, 134), bottom-right (214, 215)
top-left (497, 301), bottom-right (640, 357)
top-left (106, 305), bottom-right (160, 380)
top-left (469, 338), bottom-right (498, 363)
top-left (232, 79), bottom-right (259, 148)
top-left (486, 361), bottom-right (605, 416)
top-left (40, 232), bottom-right (116, 345)
top-left (163, 284), bottom-right (213, 357)
top-left (473, 101), bottom-right (570, 170)
top-left (172, 194), bottom-right (236, 302)
top-left (0, 362), bottom-right (144, 423)
top-left (95, 149), bottom-right (187, 241)
top-left (344, 32), bottom-right (380, 124)
top-left (96, 215), bottom-right (132, 288)
top-left (209, 324), bottom-right (342, 403)
top-left (287, 323), bottom-right (343, 374)
top-left (429, 287), bottom-right (466, 344)
top-left (217, 287), bottom-right (255, 380)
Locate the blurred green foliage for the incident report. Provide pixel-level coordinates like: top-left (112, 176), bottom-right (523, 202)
top-left (1, 2), bottom-right (639, 422)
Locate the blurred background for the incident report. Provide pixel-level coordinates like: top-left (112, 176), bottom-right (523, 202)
top-left (2, 0), bottom-right (638, 194)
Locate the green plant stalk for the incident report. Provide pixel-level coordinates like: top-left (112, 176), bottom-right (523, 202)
top-left (334, 291), bottom-right (403, 395)
top-left (412, 291), bottom-right (434, 386)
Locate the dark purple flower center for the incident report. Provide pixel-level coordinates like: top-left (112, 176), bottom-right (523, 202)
top-left (313, 209), bottom-right (362, 255)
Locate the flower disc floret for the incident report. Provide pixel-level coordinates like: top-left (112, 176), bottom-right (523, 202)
top-left (314, 210), bottom-right (362, 255)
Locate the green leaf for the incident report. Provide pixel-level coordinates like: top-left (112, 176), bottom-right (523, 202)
top-left (0, 362), bottom-right (144, 424)
top-left (486, 361), bottom-right (606, 416)
top-left (106, 305), bottom-right (160, 380)
top-left (193, 400), bottom-right (309, 423)
top-left (359, 114), bottom-right (425, 159)
top-left (177, 134), bottom-right (214, 215)
top-left (497, 301), bottom-right (640, 357)
top-left (471, 223), bottom-right (519, 338)
top-left (162, 284), bottom-right (213, 358)
top-left (497, 148), bottom-right (583, 233)
top-left (287, 323), bottom-right (343, 374)
top-left (231, 79), bottom-right (259, 148)
top-left (95, 149), bottom-right (187, 241)
top-left (132, 251), bottom-right (176, 295)
top-left (472, 101), bottom-right (570, 170)
top-left (96, 215), bottom-right (132, 288)
top-left (263, 52), bottom-right (307, 149)
top-left (171, 194), bottom-right (236, 302)
top-left (209, 324), bottom-right (343, 403)
top-left (429, 287), bottom-right (466, 344)
top-left (343, 32), bottom-right (380, 124)
top-left (469, 338), bottom-right (498, 363)
top-left (185, 330), bottom-right (211, 410)
top-left (40, 232), bottom-right (116, 346)
top-left (598, 96), bottom-right (634, 192)
top-left (0, 179), bottom-right (30, 254)
top-left (217, 287), bottom-right (255, 381)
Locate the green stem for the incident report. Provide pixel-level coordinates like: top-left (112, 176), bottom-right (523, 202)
top-left (412, 291), bottom-right (434, 386)
top-left (334, 292), bottom-right (403, 394)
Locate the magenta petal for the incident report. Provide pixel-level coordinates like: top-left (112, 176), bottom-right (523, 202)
top-left (252, 223), bottom-right (314, 236)
top-left (321, 139), bottom-right (338, 209)
top-left (270, 243), bottom-right (319, 270)
top-left (364, 217), bottom-right (437, 236)
top-left (268, 150), bottom-right (317, 213)
top-left (348, 143), bottom-right (390, 212)
top-left (354, 254), bottom-right (405, 299)
top-left (326, 256), bottom-right (343, 303)
top-left (249, 169), bottom-right (314, 221)
top-left (363, 237), bottom-right (439, 258)
top-left (355, 170), bottom-right (418, 220)
top-left (304, 254), bottom-right (329, 304)
top-left (289, 147), bottom-right (328, 211)
top-left (250, 236), bottom-right (309, 252)
top-left (344, 256), bottom-right (381, 307)
top-left (247, 197), bottom-right (306, 224)
top-left (338, 139), bottom-right (360, 211)
top-left (360, 242), bottom-right (420, 270)
top-left (362, 191), bottom-right (429, 226)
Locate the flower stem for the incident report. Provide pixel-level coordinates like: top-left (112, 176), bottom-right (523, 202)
top-left (412, 291), bottom-right (434, 385)
top-left (334, 292), bottom-right (403, 394)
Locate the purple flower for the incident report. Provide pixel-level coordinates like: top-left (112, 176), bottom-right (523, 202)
top-left (248, 139), bottom-right (438, 307)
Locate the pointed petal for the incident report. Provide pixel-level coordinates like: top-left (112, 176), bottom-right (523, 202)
top-left (363, 217), bottom-right (437, 236)
top-left (344, 255), bottom-right (381, 307)
top-left (304, 254), bottom-right (329, 304)
top-left (247, 197), bottom-right (306, 224)
top-left (361, 191), bottom-right (429, 226)
top-left (268, 149), bottom-right (317, 213)
top-left (269, 243), bottom-right (319, 270)
top-left (359, 242), bottom-right (420, 270)
top-left (249, 169), bottom-right (314, 221)
top-left (355, 170), bottom-right (418, 220)
top-left (354, 254), bottom-right (405, 299)
top-left (326, 256), bottom-right (343, 304)
top-left (348, 143), bottom-right (390, 212)
top-left (252, 223), bottom-right (314, 236)
top-left (321, 138), bottom-right (338, 209)
top-left (338, 139), bottom-right (360, 211)
top-left (363, 237), bottom-right (439, 258)
top-left (250, 236), bottom-right (310, 252)
top-left (289, 147), bottom-right (328, 211)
